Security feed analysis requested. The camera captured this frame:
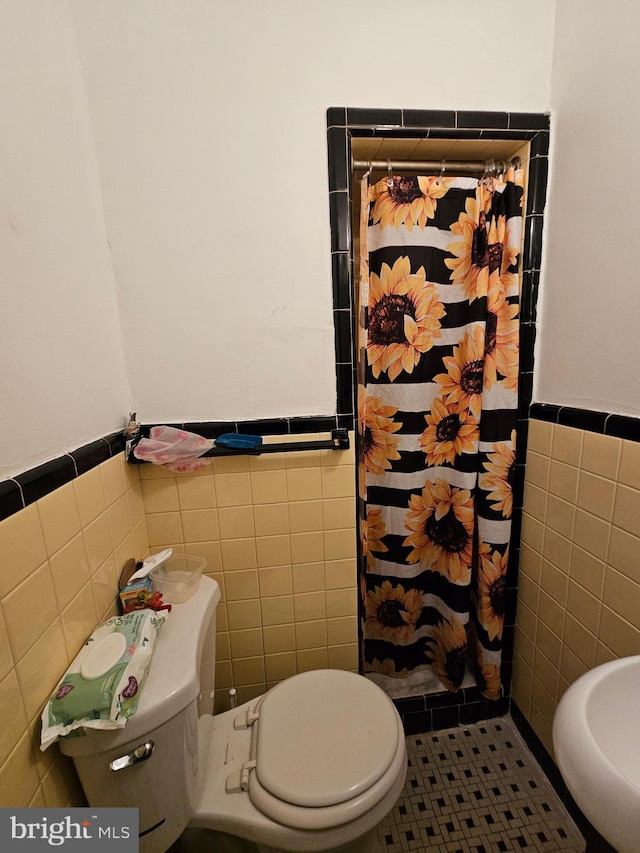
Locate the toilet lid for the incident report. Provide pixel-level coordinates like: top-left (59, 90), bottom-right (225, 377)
top-left (252, 670), bottom-right (399, 808)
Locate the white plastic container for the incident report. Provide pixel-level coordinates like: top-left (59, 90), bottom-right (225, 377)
top-left (150, 554), bottom-right (206, 604)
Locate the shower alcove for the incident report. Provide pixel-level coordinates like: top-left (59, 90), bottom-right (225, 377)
top-left (327, 107), bottom-right (549, 731)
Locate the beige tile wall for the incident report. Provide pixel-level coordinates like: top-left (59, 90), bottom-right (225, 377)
top-left (0, 454), bottom-right (148, 808)
top-left (513, 418), bottom-right (640, 757)
top-left (139, 433), bottom-right (359, 712)
top-left (0, 434), bottom-right (358, 809)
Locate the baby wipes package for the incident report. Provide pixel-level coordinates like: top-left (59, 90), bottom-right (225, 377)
top-left (40, 608), bottom-right (166, 751)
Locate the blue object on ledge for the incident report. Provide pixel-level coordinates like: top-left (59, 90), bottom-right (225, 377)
top-left (214, 433), bottom-right (263, 450)
top-left (126, 428), bottom-right (349, 462)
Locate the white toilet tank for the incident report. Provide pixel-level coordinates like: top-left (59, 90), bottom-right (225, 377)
top-left (60, 576), bottom-right (221, 853)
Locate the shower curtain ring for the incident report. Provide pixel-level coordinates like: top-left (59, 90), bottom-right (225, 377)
top-left (436, 159), bottom-right (446, 185)
top-left (387, 159), bottom-right (393, 188)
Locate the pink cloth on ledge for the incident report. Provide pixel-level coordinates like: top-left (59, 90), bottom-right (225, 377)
top-left (133, 426), bottom-right (214, 472)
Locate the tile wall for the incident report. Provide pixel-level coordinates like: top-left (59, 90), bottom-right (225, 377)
top-left (0, 434), bottom-right (359, 808)
top-left (139, 433), bottom-right (359, 712)
top-left (0, 454), bottom-right (148, 808)
top-left (512, 416), bottom-right (640, 757)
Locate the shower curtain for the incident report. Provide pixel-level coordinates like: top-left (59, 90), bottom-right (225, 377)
top-left (357, 166), bottom-right (523, 701)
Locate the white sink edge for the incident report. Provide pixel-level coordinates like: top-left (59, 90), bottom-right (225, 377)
top-left (553, 655), bottom-right (640, 853)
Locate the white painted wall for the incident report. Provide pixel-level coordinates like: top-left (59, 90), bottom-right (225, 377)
top-left (70, 0), bottom-right (556, 424)
top-left (537, 0), bottom-right (640, 416)
top-left (1, 0), bottom-right (556, 478)
top-left (0, 1), bottom-right (131, 478)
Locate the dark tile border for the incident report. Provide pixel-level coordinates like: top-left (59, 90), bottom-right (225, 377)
top-left (0, 415), bottom-right (347, 522)
top-left (395, 690), bottom-right (510, 736)
top-left (0, 480), bottom-right (24, 522)
top-left (0, 432), bottom-right (124, 522)
top-left (530, 403), bottom-right (640, 441)
top-left (510, 700), bottom-right (615, 852)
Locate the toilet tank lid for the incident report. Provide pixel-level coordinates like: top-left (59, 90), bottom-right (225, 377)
top-left (61, 575), bottom-right (221, 756)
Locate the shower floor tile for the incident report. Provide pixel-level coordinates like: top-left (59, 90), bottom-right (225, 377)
top-left (379, 716), bottom-right (585, 853)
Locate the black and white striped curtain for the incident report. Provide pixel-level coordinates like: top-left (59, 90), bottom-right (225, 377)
top-left (357, 168), bottom-right (522, 700)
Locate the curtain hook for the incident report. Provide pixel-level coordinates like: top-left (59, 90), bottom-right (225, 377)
top-left (386, 159), bottom-right (393, 188)
top-left (436, 159), bottom-right (446, 185)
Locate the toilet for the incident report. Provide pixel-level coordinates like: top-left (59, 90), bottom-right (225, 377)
top-left (60, 576), bottom-right (407, 853)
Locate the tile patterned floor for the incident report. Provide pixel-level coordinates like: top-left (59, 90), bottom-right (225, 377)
top-left (378, 717), bottom-right (585, 853)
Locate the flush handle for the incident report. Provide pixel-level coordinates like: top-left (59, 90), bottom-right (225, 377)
top-left (110, 741), bottom-right (155, 772)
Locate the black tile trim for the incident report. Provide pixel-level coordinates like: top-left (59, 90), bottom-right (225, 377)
top-left (329, 107), bottom-right (548, 135)
top-left (331, 252), bottom-right (351, 310)
top-left (558, 406), bottom-right (608, 433)
top-left (432, 704), bottom-right (460, 730)
top-left (394, 695), bottom-right (426, 715)
top-left (520, 270), bottom-right (541, 323)
top-left (235, 418), bottom-right (290, 436)
top-left (508, 112), bottom-right (551, 130)
top-left (336, 364), bottom-right (355, 416)
top-left (181, 422), bottom-right (236, 440)
top-left (401, 707), bottom-right (433, 735)
top-left (522, 214), bottom-right (545, 271)
top-left (530, 403), bottom-right (640, 442)
top-left (529, 130), bottom-right (550, 158)
top-left (104, 431), bottom-right (126, 456)
top-left (0, 415), bottom-right (353, 522)
top-left (70, 438), bottom-right (113, 476)
top-left (519, 323), bottom-right (536, 373)
top-left (0, 479), bottom-right (24, 522)
top-left (525, 156), bottom-right (549, 216)
top-left (428, 127), bottom-right (484, 140)
top-left (15, 455), bottom-right (77, 506)
top-left (329, 191), bottom-right (350, 252)
top-left (182, 416), bottom-right (344, 437)
top-left (605, 414), bottom-right (640, 441)
top-left (326, 107), bottom-right (346, 127)
top-left (327, 125), bottom-right (349, 192)
top-left (346, 107), bottom-right (403, 127)
top-left (290, 416), bottom-right (340, 434)
top-left (510, 700), bottom-right (613, 851)
top-left (393, 688), bottom-right (510, 736)
top-left (334, 308), bottom-right (354, 365)
top-left (529, 403), bottom-right (561, 423)
top-left (403, 109), bottom-right (456, 128)
top-left (518, 373), bottom-right (534, 419)
top-left (458, 110), bottom-right (509, 129)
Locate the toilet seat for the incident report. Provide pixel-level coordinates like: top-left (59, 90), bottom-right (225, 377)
top-left (230, 670), bottom-right (404, 830)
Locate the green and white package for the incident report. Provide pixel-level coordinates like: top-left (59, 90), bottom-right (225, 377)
top-left (40, 608), bottom-right (166, 751)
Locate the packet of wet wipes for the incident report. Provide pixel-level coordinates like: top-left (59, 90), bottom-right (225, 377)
top-left (40, 608), bottom-right (166, 751)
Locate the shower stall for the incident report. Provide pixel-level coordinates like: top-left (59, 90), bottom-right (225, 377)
top-left (327, 108), bottom-right (549, 727)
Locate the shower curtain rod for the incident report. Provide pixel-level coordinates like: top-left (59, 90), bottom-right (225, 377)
top-left (352, 157), bottom-right (521, 175)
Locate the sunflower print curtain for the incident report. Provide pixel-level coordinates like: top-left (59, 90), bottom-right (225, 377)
top-left (357, 167), bottom-right (522, 701)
